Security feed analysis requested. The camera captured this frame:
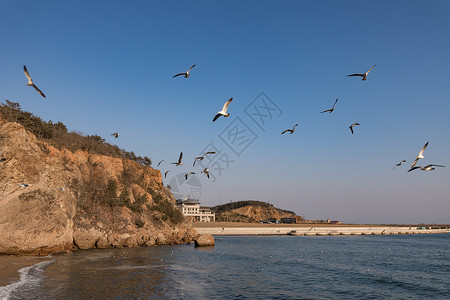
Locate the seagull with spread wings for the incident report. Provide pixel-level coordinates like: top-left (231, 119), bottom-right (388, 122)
top-left (320, 98), bottom-right (338, 113)
top-left (347, 64), bottom-right (376, 81)
top-left (111, 132), bottom-right (119, 138)
top-left (193, 152), bottom-right (216, 166)
top-left (349, 123), bottom-right (360, 134)
top-left (171, 152), bottom-right (183, 166)
top-left (23, 65), bottom-right (46, 97)
top-left (173, 64), bottom-right (196, 78)
top-left (408, 164), bottom-right (445, 172)
top-left (185, 172), bottom-right (196, 180)
top-left (410, 142), bottom-right (429, 169)
top-left (201, 168), bottom-right (210, 179)
top-left (157, 160), bottom-right (164, 167)
top-left (393, 160), bottom-right (406, 170)
top-left (281, 124), bottom-right (298, 135)
top-left (213, 98), bottom-right (233, 122)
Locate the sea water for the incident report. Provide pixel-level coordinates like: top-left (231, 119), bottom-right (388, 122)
top-left (2, 234), bottom-right (449, 299)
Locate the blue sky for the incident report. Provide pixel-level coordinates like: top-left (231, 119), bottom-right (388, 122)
top-left (1, 1), bottom-right (449, 224)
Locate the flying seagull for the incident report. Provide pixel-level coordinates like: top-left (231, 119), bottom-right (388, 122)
top-left (164, 171), bottom-right (169, 178)
top-left (347, 64), bottom-right (376, 81)
top-left (111, 132), bottom-right (119, 138)
top-left (281, 124), bottom-right (299, 135)
top-left (193, 151), bottom-right (216, 166)
top-left (201, 168), bottom-right (210, 178)
top-left (349, 123), bottom-right (360, 134)
top-left (171, 152), bottom-right (183, 166)
top-left (157, 160), bottom-right (164, 167)
top-left (0, 158), bottom-right (6, 163)
top-left (185, 172), bottom-right (196, 180)
top-left (411, 142), bottom-right (429, 169)
top-left (320, 98), bottom-right (338, 113)
top-left (18, 183), bottom-right (29, 188)
top-left (173, 64), bottom-right (196, 78)
top-left (23, 65), bottom-right (46, 97)
top-left (408, 164), bottom-right (445, 172)
top-left (393, 160), bottom-right (406, 170)
top-left (213, 97), bottom-right (233, 122)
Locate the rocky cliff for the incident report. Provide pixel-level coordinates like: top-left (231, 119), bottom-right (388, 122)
top-left (0, 115), bottom-right (196, 255)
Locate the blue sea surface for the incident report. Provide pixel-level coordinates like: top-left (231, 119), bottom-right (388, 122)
top-left (4, 234), bottom-right (450, 299)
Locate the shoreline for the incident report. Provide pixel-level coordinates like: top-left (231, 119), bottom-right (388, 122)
top-left (0, 255), bottom-right (52, 290)
top-left (193, 222), bottom-right (450, 236)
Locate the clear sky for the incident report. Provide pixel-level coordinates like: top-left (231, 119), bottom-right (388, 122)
top-left (1, 1), bottom-right (449, 224)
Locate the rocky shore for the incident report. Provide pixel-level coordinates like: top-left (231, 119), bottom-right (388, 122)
top-left (0, 116), bottom-right (197, 255)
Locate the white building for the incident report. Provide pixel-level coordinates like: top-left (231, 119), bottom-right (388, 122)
top-left (176, 199), bottom-right (215, 222)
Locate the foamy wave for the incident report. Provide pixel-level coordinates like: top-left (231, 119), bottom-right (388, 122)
top-left (0, 260), bottom-right (53, 300)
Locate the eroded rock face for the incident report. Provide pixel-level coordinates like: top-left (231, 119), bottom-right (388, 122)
top-left (194, 234), bottom-right (215, 247)
top-left (0, 116), bottom-right (196, 255)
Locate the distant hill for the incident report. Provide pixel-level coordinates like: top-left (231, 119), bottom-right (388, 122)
top-left (211, 200), bottom-right (303, 223)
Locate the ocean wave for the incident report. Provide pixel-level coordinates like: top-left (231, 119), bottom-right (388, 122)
top-left (0, 260), bottom-right (53, 300)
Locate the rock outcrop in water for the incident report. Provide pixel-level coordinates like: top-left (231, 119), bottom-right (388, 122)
top-left (0, 113), bottom-right (197, 255)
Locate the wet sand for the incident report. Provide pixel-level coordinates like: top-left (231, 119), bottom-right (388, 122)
top-left (0, 255), bottom-right (50, 287)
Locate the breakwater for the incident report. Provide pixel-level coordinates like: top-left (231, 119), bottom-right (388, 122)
top-left (194, 226), bottom-right (450, 236)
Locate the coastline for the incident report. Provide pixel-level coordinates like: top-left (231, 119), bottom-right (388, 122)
top-left (0, 255), bottom-right (52, 290)
top-left (193, 222), bottom-right (450, 236)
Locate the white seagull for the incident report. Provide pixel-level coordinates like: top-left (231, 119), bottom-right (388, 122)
top-left (157, 160), bottom-right (164, 167)
top-left (347, 64), bottom-right (376, 81)
top-left (111, 132), bottom-right (119, 138)
top-left (393, 160), bottom-right (406, 170)
top-left (18, 183), bottom-right (29, 188)
top-left (408, 164), bottom-right (445, 172)
top-left (185, 172), bottom-right (196, 180)
top-left (173, 64), bottom-right (196, 78)
top-left (320, 98), bottom-right (338, 113)
top-left (193, 151), bottom-right (216, 166)
top-left (411, 142), bottom-right (429, 169)
top-left (349, 123), bottom-right (360, 134)
top-left (171, 152), bottom-right (183, 166)
top-left (213, 98), bottom-right (233, 122)
top-left (281, 124), bottom-right (298, 135)
top-left (201, 168), bottom-right (210, 178)
top-left (23, 65), bottom-right (46, 97)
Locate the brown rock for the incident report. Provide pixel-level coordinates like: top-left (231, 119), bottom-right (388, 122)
top-left (194, 234), bottom-right (215, 247)
top-left (73, 229), bottom-right (98, 250)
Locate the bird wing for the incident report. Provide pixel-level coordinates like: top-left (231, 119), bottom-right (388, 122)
top-left (293, 124), bottom-right (298, 129)
top-left (281, 129), bottom-right (289, 134)
top-left (23, 65), bottom-right (33, 84)
top-left (366, 64), bottom-right (377, 73)
top-left (193, 157), bottom-right (200, 166)
top-left (425, 164), bottom-right (445, 168)
top-left (332, 98), bottom-right (338, 108)
top-left (320, 109), bottom-right (331, 113)
top-left (349, 126), bottom-right (354, 134)
top-left (213, 113), bottom-right (221, 122)
top-left (157, 160), bottom-right (164, 166)
top-left (221, 97), bottom-right (233, 112)
top-left (173, 73), bottom-right (186, 78)
top-left (178, 152), bottom-right (183, 163)
top-left (418, 142), bottom-right (429, 158)
top-left (187, 64), bottom-right (196, 71)
top-left (411, 158), bottom-right (419, 168)
top-left (205, 151), bottom-right (216, 155)
top-left (32, 84), bottom-right (46, 98)
top-left (164, 171), bottom-right (169, 178)
top-left (347, 73), bottom-right (364, 77)
top-left (408, 166), bottom-right (421, 172)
